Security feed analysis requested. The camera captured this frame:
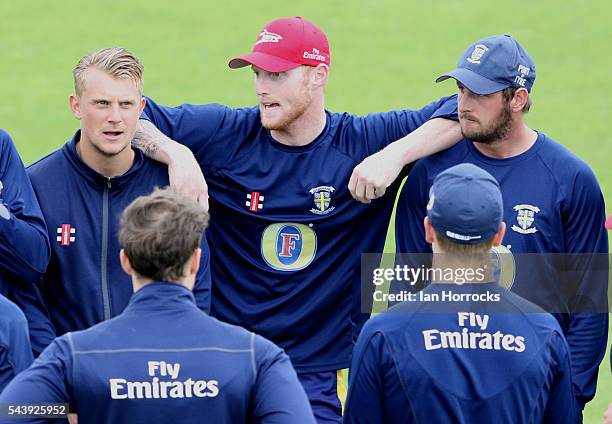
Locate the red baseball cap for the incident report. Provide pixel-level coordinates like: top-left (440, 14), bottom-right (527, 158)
top-left (606, 215), bottom-right (612, 230)
top-left (228, 16), bottom-right (330, 72)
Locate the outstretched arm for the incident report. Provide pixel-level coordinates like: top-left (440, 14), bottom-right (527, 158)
top-left (349, 118), bottom-right (461, 203)
top-left (133, 120), bottom-right (208, 210)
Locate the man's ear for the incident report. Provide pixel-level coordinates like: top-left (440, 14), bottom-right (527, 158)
top-left (491, 222), bottom-right (507, 247)
top-left (69, 94), bottom-right (82, 119)
top-left (424, 216), bottom-right (435, 244)
top-left (510, 88), bottom-right (529, 113)
top-left (120, 249), bottom-right (133, 275)
top-left (311, 64), bottom-right (329, 89)
top-left (189, 248), bottom-right (201, 276)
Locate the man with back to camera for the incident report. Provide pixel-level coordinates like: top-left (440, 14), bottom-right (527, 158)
top-left (130, 16), bottom-right (463, 421)
top-left (0, 187), bottom-right (316, 423)
top-left (345, 163), bottom-right (575, 423)
top-left (25, 48), bottom-right (212, 350)
top-left (393, 34), bottom-right (608, 420)
top-left (0, 129), bottom-right (52, 358)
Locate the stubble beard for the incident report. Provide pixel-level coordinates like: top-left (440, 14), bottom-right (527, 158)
top-left (461, 100), bottom-right (512, 144)
top-left (261, 76), bottom-right (313, 131)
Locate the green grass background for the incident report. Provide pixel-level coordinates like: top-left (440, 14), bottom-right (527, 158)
top-left (1, 0), bottom-right (610, 421)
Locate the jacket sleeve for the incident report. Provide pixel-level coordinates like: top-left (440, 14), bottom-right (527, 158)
top-left (0, 335), bottom-right (72, 423)
top-left (542, 331), bottom-right (577, 424)
top-left (0, 130), bottom-right (50, 283)
top-left (141, 98), bottom-right (258, 171)
top-left (251, 334), bottom-right (316, 424)
top-left (561, 164), bottom-right (609, 414)
top-left (341, 95), bottom-right (458, 160)
top-left (6, 280), bottom-right (56, 356)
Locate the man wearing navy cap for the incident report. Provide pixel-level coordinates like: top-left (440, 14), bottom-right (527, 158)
top-left (394, 35), bottom-right (608, 420)
top-left (346, 163), bottom-right (576, 423)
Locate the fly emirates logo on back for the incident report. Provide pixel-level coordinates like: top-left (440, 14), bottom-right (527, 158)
top-left (422, 312), bottom-right (526, 352)
top-left (109, 361), bottom-right (219, 399)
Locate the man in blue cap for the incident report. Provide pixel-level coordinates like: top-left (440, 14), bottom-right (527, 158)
top-left (346, 163), bottom-right (575, 423)
top-left (393, 35), bottom-right (608, 420)
top-left (0, 188), bottom-right (315, 423)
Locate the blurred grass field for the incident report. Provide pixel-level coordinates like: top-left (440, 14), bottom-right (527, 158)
top-left (1, 0), bottom-right (610, 421)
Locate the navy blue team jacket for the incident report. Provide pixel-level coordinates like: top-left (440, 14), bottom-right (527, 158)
top-left (394, 134), bottom-right (608, 414)
top-left (0, 294), bottom-right (33, 393)
top-left (344, 282), bottom-right (575, 424)
top-left (141, 96), bottom-right (458, 373)
top-left (0, 129), bottom-right (50, 356)
top-left (0, 282), bottom-right (316, 424)
top-left (26, 132), bottom-right (212, 346)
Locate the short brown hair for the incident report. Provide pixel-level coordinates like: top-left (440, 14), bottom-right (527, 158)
top-left (73, 47), bottom-right (144, 96)
top-left (503, 87), bottom-right (532, 113)
top-left (119, 188), bottom-right (209, 282)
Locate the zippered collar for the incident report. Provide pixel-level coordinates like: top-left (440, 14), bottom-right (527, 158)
top-left (61, 130), bottom-right (146, 191)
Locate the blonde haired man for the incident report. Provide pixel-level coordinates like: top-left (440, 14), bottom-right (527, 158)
top-left (25, 48), bottom-right (212, 350)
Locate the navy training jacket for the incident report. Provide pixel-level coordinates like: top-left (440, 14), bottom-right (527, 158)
top-left (26, 131), bottom-right (212, 347)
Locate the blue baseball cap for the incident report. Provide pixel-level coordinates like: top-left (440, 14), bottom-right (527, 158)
top-left (436, 34), bottom-right (536, 95)
top-left (427, 163), bottom-right (503, 244)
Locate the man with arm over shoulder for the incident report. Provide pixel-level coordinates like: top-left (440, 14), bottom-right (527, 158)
top-left (132, 17), bottom-right (462, 421)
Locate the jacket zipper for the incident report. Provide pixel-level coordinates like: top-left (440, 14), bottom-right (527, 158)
top-left (101, 177), bottom-right (112, 320)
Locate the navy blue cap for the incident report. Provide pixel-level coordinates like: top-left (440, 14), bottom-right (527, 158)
top-left (427, 163), bottom-right (503, 244)
top-left (436, 34), bottom-right (536, 95)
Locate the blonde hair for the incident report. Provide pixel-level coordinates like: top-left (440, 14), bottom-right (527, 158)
top-left (73, 47), bottom-right (144, 96)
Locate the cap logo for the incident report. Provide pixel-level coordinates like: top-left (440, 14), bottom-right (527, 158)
top-left (256, 29), bottom-right (283, 45)
top-left (303, 47), bottom-right (326, 62)
top-left (466, 44), bottom-right (489, 64)
top-left (514, 64), bottom-right (530, 87)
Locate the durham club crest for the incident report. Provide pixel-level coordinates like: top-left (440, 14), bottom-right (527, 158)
top-left (466, 44), bottom-right (489, 64)
top-left (511, 204), bottom-right (540, 234)
top-left (309, 185), bottom-right (335, 215)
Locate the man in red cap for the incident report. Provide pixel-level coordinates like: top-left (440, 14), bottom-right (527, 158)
top-left (132, 16), bottom-right (461, 422)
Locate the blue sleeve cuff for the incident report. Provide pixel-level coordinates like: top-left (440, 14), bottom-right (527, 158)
top-left (430, 94), bottom-right (459, 121)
